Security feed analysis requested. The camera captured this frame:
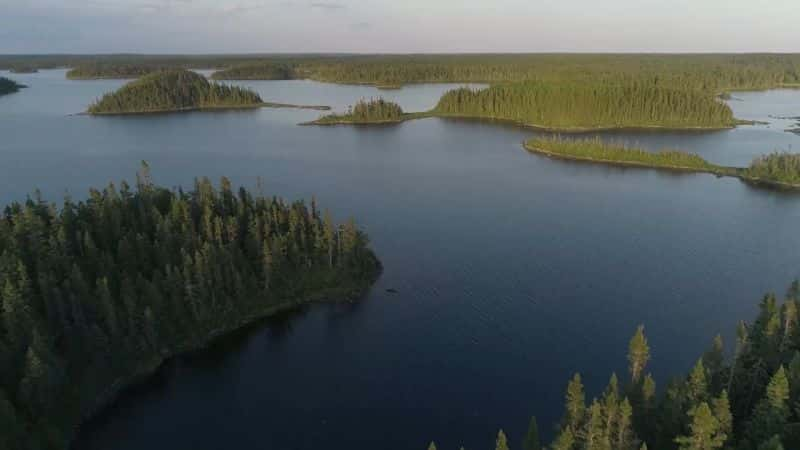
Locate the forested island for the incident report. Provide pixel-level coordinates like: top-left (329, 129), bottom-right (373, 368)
top-left (211, 63), bottom-right (296, 80)
top-left (309, 98), bottom-right (408, 125)
top-left (0, 77), bottom-right (25, 96)
top-left (432, 83), bottom-right (736, 131)
top-left (524, 138), bottom-right (800, 190)
top-left (428, 280), bottom-right (800, 450)
top-left (87, 69), bottom-right (264, 115)
top-left (0, 164), bottom-right (381, 450)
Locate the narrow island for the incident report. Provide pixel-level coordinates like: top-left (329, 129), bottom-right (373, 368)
top-left (0, 164), bottom-right (382, 450)
top-left (524, 137), bottom-right (800, 190)
top-left (0, 76), bottom-right (25, 96)
top-left (211, 62), bottom-right (296, 80)
top-left (306, 98), bottom-right (417, 125)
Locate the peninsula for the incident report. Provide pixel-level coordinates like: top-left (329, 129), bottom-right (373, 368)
top-left (524, 137), bottom-right (800, 190)
top-left (0, 76), bottom-right (24, 96)
top-left (0, 165), bottom-right (382, 450)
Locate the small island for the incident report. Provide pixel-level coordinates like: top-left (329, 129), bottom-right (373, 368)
top-left (211, 62), bottom-right (296, 80)
top-left (0, 76), bottom-right (25, 96)
top-left (524, 137), bottom-right (800, 190)
top-left (87, 69), bottom-right (265, 115)
top-left (67, 64), bottom-right (159, 80)
top-left (307, 98), bottom-right (412, 125)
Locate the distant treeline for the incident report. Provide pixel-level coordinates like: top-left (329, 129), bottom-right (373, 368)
top-left (429, 281), bottom-right (800, 450)
top-left (0, 165), bottom-right (381, 450)
top-left (87, 69), bottom-right (263, 114)
top-left (0, 77), bottom-right (24, 96)
top-left (434, 82), bottom-right (735, 130)
top-left (314, 98), bottom-right (405, 124)
top-left (9, 67), bottom-right (38, 74)
top-left (67, 65), bottom-right (160, 80)
top-left (211, 63), bottom-right (296, 80)
top-left (3, 54), bottom-right (799, 91)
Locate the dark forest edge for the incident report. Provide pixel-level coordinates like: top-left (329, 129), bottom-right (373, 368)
top-left (0, 164), bottom-right (381, 450)
top-left (307, 98), bottom-right (408, 125)
top-left (428, 280), bottom-right (800, 450)
top-left (0, 77), bottom-right (26, 96)
top-left (524, 137), bottom-right (800, 191)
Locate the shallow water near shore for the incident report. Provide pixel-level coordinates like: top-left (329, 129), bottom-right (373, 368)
top-left (2, 70), bottom-right (800, 449)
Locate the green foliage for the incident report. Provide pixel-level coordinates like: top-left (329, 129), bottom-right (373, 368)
top-left (87, 69), bottom-right (263, 114)
top-left (629, 325), bottom-right (651, 383)
top-left (315, 98), bottom-right (405, 124)
top-left (496, 429), bottom-right (509, 450)
top-left (0, 165), bottom-right (380, 450)
top-left (434, 81), bottom-right (735, 129)
top-left (0, 77), bottom-right (24, 96)
top-left (746, 153), bottom-right (800, 185)
top-left (211, 63), bottom-right (295, 80)
top-left (526, 137), bottom-right (718, 171)
top-left (67, 64), bottom-right (159, 79)
top-left (674, 402), bottom-right (727, 450)
top-left (522, 416), bottom-right (541, 450)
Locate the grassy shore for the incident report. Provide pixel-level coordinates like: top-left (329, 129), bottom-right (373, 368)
top-left (523, 137), bottom-right (800, 191)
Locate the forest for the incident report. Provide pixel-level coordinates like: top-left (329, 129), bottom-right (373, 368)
top-left (87, 69), bottom-right (263, 114)
top-left (211, 63), bottom-right (296, 80)
top-left (9, 67), bottom-right (38, 74)
top-left (427, 280), bottom-right (800, 450)
top-left (0, 164), bottom-right (381, 450)
top-left (746, 153), bottom-right (800, 185)
top-left (67, 65), bottom-right (160, 80)
top-left (312, 98), bottom-right (405, 124)
top-left (0, 77), bottom-right (24, 96)
top-left (2, 54), bottom-right (799, 92)
top-left (434, 82), bottom-right (736, 130)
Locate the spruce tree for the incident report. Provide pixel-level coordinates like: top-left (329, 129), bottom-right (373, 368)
top-left (522, 416), bottom-right (541, 450)
top-left (628, 325), bottom-right (650, 383)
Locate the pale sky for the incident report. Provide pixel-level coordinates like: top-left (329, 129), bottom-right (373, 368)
top-left (1, 0), bottom-right (798, 54)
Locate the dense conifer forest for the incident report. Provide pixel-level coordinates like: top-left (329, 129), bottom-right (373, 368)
top-left (211, 63), bottom-right (296, 80)
top-left (0, 77), bottom-right (24, 96)
top-left (428, 281), bottom-right (800, 450)
top-left (67, 65), bottom-right (160, 80)
top-left (9, 67), bottom-right (38, 74)
top-left (3, 54), bottom-right (799, 91)
top-left (0, 165), bottom-right (381, 450)
top-left (313, 98), bottom-right (405, 124)
top-left (87, 69), bottom-right (263, 114)
top-left (434, 82), bottom-right (735, 130)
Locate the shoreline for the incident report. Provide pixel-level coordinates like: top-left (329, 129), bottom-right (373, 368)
top-left (522, 142), bottom-right (800, 191)
top-left (69, 274), bottom-right (380, 449)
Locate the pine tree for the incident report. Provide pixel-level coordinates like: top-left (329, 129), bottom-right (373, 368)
top-left (565, 373), bottom-right (586, 430)
top-left (551, 428), bottom-right (575, 450)
top-left (674, 402), bottom-right (726, 450)
top-left (629, 325), bottom-right (650, 383)
top-left (741, 366), bottom-right (790, 448)
top-left (522, 416), bottom-right (541, 450)
top-left (496, 429), bottom-right (510, 450)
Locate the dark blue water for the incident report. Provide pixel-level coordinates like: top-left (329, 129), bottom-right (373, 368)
top-left (2, 70), bottom-right (800, 450)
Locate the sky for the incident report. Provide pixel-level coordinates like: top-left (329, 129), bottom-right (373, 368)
top-left (1, 0), bottom-right (798, 54)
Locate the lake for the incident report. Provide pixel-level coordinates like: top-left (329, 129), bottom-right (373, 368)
top-left (2, 69), bottom-right (800, 450)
